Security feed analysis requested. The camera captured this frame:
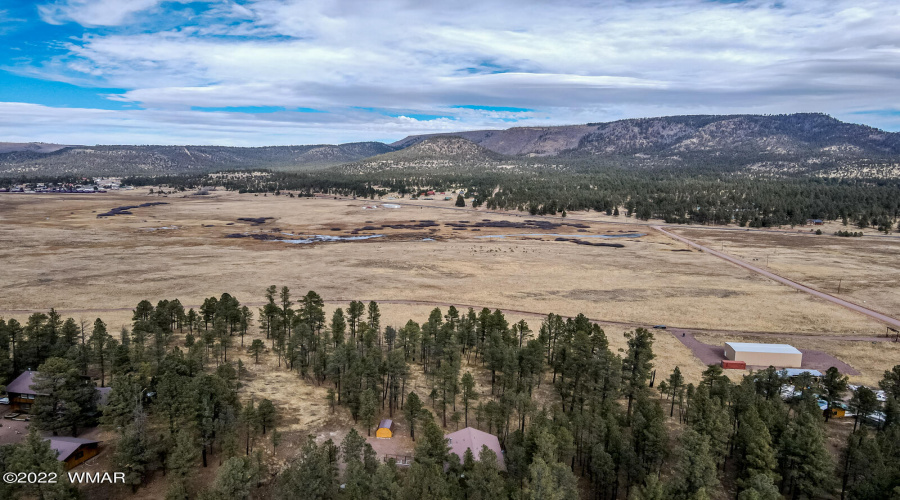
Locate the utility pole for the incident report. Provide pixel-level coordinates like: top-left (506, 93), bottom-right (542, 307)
top-left (837, 278), bottom-right (842, 294)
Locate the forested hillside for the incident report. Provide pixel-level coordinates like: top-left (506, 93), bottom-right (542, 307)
top-left (1, 290), bottom-right (898, 499)
top-left (340, 136), bottom-right (512, 174)
top-left (392, 114), bottom-right (900, 178)
top-left (0, 142), bottom-right (396, 177)
top-left (3, 114), bottom-right (900, 179)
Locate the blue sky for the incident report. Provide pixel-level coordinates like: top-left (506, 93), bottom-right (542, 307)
top-left (1, 0), bottom-right (899, 145)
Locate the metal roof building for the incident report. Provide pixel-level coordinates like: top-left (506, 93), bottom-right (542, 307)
top-left (446, 427), bottom-right (506, 471)
top-left (725, 342), bottom-right (803, 368)
top-left (47, 437), bottom-right (100, 470)
top-left (376, 419), bottom-right (395, 439)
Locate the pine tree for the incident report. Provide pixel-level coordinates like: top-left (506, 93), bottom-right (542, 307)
top-left (668, 366), bottom-right (683, 416)
top-left (463, 445), bottom-right (507, 499)
top-left (736, 474), bottom-right (781, 500)
top-left (668, 428), bottom-right (718, 500)
top-left (405, 392), bottom-right (423, 441)
top-left (735, 406), bottom-right (779, 493)
top-left (360, 388), bottom-right (377, 436)
top-left (209, 456), bottom-right (257, 500)
top-left (90, 318), bottom-right (115, 387)
top-left (631, 394), bottom-right (667, 477)
top-left (822, 366), bottom-right (849, 421)
top-left (403, 462), bottom-right (451, 500)
top-left (461, 371), bottom-right (478, 428)
top-left (629, 475), bottom-right (666, 500)
top-left (248, 339), bottom-right (265, 363)
top-left (370, 462), bottom-right (402, 500)
top-left (99, 372), bottom-right (143, 430)
top-left (414, 414), bottom-right (451, 465)
top-left (32, 356), bottom-right (98, 436)
top-left (167, 428), bottom-right (201, 494)
top-left (273, 437), bottom-right (338, 500)
top-left (841, 427), bottom-right (887, 500)
top-left (257, 398), bottom-right (278, 435)
top-left (114, 404), bottom-right (154, 492)
top-left (623, 328), bottom-right (655, 422)
top-left (7, 427), bottom-right (79, 499)
top-left (779, 406), bottom-right (834, 498)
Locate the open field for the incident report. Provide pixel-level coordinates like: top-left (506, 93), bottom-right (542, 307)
top-left (669, 226), bottom-right (900, 323)
top-left (1, 189), bottom-right (898, 389)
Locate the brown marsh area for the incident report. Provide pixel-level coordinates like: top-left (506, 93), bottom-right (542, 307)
top-left (1, 189), bottom-right (897, 388)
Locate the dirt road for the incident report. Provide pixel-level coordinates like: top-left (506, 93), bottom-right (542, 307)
top-left (655, 226), bottom-right (900, 330)
top-left (1, 298), bottom-right (892, 343)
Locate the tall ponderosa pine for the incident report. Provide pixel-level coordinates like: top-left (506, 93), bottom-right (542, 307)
top-left (32, 356), bottom-right (98, 436)
top-left (7, 427), bottom-right (79, 499)
top-left (623, 328), bottom-right (655, 421)
top-left (668, 428), bottom-right (718, 500)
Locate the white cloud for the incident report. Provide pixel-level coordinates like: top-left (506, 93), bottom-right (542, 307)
top-left (37, 0), bottom-right (164, 26)
top-left (11, 0), bottom-right (900, 144)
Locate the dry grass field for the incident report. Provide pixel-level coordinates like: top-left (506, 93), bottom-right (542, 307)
top-left (670, 227), bottom-right (900, 321)
top-left (1, 189), bottom-right (897, 391)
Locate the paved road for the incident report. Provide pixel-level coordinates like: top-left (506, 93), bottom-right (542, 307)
top-left (655, 226), bottom-right (900, 330)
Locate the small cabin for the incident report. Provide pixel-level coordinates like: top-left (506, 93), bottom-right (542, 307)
top-left (5, 371), bottom-right (42, 413)
top-left (376, 419), bottom-right (395, 439)
top-left (48, 437), bottom-right (100, 470)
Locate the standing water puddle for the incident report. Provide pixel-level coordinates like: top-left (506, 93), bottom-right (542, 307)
top-left (276, 234), bottom-right (385, 244)
top-left (475, 233), bottom-right (645, 239)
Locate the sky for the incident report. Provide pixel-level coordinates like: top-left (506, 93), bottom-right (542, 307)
top-left (0, 0), bottom-right (899, 146)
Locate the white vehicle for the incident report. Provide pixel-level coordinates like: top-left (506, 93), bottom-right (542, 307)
top-left (0, 397), bottom-right (9, 405)
top-left (864, 411), bottom-right (887, 426)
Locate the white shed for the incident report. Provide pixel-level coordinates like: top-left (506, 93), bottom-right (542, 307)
top-left (724, 342), bottom-right (802, 368)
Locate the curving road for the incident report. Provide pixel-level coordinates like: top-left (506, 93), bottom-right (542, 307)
top-left (654, 226), bottom-right (900, 330)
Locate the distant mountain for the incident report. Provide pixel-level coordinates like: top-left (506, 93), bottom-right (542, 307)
top-left (0, 142), bottom-right (395, 177)
top-left (392, 114), bottom-right (900, 178)
top-left (4, 113), bottom-right (900, 179)
top-left (0, 142), bottom-right (77, 154)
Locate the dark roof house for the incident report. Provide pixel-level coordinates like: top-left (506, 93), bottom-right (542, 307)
top-left (5, 371), bottom-right (43, 412)
top-left (47, 437), bottom-right (101, 470)
top-left (6, 371), bottom-right (42, 396)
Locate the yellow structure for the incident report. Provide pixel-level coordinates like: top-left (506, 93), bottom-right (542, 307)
top-left (827, 407), bottom-right (847, 419)
top-left (376, 419), bottom-right (394, 439)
